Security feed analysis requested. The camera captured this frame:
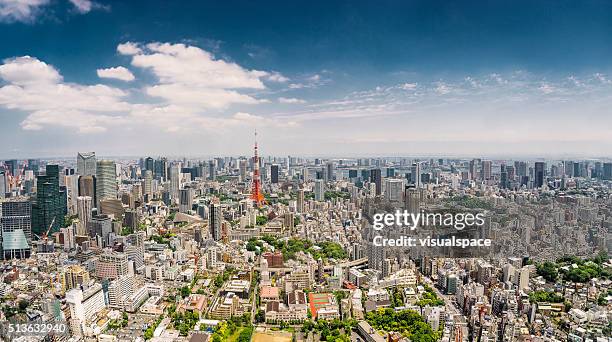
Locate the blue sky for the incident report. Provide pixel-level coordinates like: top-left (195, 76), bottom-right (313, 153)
top-left (1, 0), bottom-right (612, 158)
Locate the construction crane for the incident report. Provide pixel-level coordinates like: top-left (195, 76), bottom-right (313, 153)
top-left (33, 217), bottom-right (56, 253)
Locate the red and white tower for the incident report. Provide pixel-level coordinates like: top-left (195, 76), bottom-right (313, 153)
top-left (250, 130), bottom-right (264, 206)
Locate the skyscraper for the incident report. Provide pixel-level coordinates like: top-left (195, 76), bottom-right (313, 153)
top-left (95, 160), bottom-right (117, 207)
top-left (238, 159), bottom-right (247, 182)
top-left (26, 159), bottom-right (40, 175)
top-left (384, 178), bottom-right (404, 202)
top-left (326, 162), bottom-right (334, 181)
top-left (405, 187), bottom-right (421, 214)
top-left (76, 196), bottom-right (92, 236)
top-left (481, 160), bottom-right (492, 181)
top-left (370, 169), bottom-right (382, 195)
top-left (604, 162), bottom-right (612, 180)
top-left (210, 203), bottom-right (222, 241)
top-left (208, 160), bottom-right (216, 181)
top-left (0, 170), bottom-right (5, 199)
top-left (32, 164), bottom-right (65, 236)
top-left (271, 164), bottom-right (279, 184)
top-left (179, 187), bottom-right (194, 213)
top-left (144, 157), bottom-right (154, 174)
top-left (500, 164), bottom-right (508, 189)
top-left (169, 164), bottom-right (180, 201)
top-left (65, 174), bottom-right (79, 215)
top-left (297, 189), bottom-right (305, 213)
top-left (534, 162), bottom-right (546, 188)
top-left (5, 159), bottom-right (18, 177)
top-left (143, 170), bottom-right (153, 197)
top-left (0, 199), bottom-right (32, 259)
top-left (314, 179), bottom-right (325, 201)
top-left (564, 161), bottom-right (574, 177)
top-left (410, 163), bottom-right (421, 188)
top-left (77, 152), bottom-right (96, 176)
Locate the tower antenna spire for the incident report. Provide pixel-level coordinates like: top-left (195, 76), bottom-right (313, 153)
top-left (250, 129), bottom-right (264, 206)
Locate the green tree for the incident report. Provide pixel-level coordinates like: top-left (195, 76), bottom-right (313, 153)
top-left (536, 262), bottom-right (559, 282)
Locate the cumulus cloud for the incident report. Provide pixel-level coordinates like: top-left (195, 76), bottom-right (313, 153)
top-left (124, 42), bottom-right (269, 109)
top-left (0, 56), bottom-right (131, 133)
top-left (117, 42), bottom-right (142, 55)
top-left (97, 66), bottom-right (135, 81)
top-left (0, 0), bottom-right (49, 23)
top-left (0, 42), bottom-right (289, 134)
top-left (278, 97), bottom-right (306, 104)
top-left (0, 56), bottom-right (61, 84)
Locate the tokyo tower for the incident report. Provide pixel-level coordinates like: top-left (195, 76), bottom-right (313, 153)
top-left (250, 130), bottom-right (265, 205)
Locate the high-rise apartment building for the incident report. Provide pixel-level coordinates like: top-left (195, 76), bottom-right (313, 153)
top-left (143, 170), bottom-right (153, 196)
top-left (314, 179), bottom-right (325, 201)
top-left (297, 189), bottom-right (305, 213)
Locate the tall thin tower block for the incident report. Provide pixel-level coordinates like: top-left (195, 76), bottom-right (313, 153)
top-left (250, 130), bottom-right (264, 205)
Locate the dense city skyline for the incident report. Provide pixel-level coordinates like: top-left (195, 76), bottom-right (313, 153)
top-left (2, 1), bottom-right (612, 157)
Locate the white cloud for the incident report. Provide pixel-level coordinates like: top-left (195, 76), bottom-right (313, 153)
top-left (117, 42), bottom-right (142, 55)
top-left (0, 56), bottom-right (61, 85)
top-left (125, 42), bottom-right (269, 109)
top-left (278, 97), bottom-right (306, 104)
top-left (0, 43), bottom-right (284, 134)
top-left (286, 73), bottom-right (330, 90)
top-left (130, 42), bottom-right (266, 89)
top-left (68, 0), bottom-right (107, 13)
top-left (0, 56), bottom-right (131, 133)
top-left (265, 71), bottom-right (289, 83)
top-left (144, 83), bottom-right (261, 109)
top-left (68, 0), bottom-right (92, 13)
top-left (97, 66), bottom-right (135, 81)
top-left (0, 0), bottom-right (49, 23)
